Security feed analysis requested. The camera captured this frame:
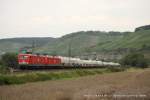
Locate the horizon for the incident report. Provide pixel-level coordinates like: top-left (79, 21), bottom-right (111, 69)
top-left (0, 28), bottom-right (136, 40)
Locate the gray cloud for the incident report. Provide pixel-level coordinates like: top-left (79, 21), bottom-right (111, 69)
top-left (0, 0), bottom-right (150, 39)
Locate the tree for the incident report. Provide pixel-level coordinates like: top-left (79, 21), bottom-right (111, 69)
top-left (1, 53), bottom-right (18, 68)
top-left (120, 53), bottom-right (148, 68)
top-left (135, 25), bottom-right (150, 32)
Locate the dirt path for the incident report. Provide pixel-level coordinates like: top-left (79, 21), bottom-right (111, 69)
top-left (0, 69), bottom-right (150, 100)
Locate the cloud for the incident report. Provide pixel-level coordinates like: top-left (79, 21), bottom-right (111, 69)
top-left (31, 16), bottom-right (52, 24)
top-left (0, 0), bottom-right (150, 38)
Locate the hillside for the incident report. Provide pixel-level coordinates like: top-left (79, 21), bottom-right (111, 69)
top-left (92, 29), bottom-right (150, 52)
top-left (38, 28), bottom-right (150, 56)
top-left (37, 31), bottom-right (124, 56)
top-left (39, 25), bottom-right (150, 56)
top-left (0, 25), bottom-right (150, 58)
top-left (0, 37), bottom-right (55, 54)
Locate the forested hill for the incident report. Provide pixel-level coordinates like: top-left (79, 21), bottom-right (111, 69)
top-left (0, 37), bottom-right (55, 53)
top-left (37, 31), bottom-right (125, 55)
top-left (0, 25), bottom-right (150, 56)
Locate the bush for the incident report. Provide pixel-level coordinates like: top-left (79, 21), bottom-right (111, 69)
top-left (0, 75), bottom-right (24, 85)
top-left (0, 69), bottom-right (125, 85)
top-left (120, 53), bottom-right (148, 68)
top-left (0, 65), bottom-right (8, 74)
top-left (107, 67), bottom-right (125, 72)
top-left (1, 53), bottom-right (18, 69)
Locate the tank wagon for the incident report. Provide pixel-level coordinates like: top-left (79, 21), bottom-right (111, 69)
top-left (18, 53), bottom-right (120, 69)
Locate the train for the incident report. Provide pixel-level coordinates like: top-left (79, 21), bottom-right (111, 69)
top-left (18, 53), bottom-right (120, 69)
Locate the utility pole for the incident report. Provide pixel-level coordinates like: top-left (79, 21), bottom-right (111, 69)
top-left (32, 40), bottom-right (36, 54)
top-left (68, 41), bottom-right (71, 64)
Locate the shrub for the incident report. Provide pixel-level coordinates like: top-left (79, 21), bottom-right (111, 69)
top-left (107, 66), bottom-right (125, 72)
top-left (0, 65), bottom-right (8, 74)
top-left (1, 53), bottom-right (18, 69)
top-left (120, 53), bottom-right (148, 68)
top-left (0, 69), bottom-right (124, 85)
top-left (0, 75), bottom-right (24, 85)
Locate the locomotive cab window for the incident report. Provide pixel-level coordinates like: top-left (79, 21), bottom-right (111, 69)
top-left (20, 56), bottom-right (29, 60)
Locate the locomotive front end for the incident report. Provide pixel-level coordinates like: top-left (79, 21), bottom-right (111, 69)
top-left (18, 54), bottom-right (30, 65)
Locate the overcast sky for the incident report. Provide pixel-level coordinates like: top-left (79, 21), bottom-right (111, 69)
top-left (0, 0), bottom-right (150, 39)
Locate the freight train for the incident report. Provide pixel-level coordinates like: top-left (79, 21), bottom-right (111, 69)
top-left (18, 53), bottom-right (120, 69)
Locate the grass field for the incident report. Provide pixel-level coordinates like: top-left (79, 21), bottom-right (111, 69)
top-left (0, 68), bottom-right (150, 100)
top-left (0, 67), bottom-right (125, 85)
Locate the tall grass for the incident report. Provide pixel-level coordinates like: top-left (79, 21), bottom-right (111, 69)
top-left (0, 65), bottom-right (9, 74)
top-left (0, 68), bottom-right (125, 85)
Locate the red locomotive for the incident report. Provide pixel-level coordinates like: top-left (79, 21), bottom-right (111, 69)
top-left (18, 53), bottom-right (61, 69)
top-left (18, 47), bottom-right (63, 69)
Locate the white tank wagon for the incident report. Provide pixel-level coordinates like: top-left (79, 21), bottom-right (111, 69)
top-left (58, 56), bottom-right (120, 67)
top-left (108, 62), bottom-right (120, 66)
